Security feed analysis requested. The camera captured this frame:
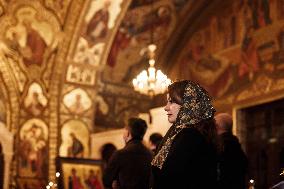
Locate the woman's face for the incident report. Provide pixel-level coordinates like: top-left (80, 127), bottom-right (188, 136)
top-left (164, 94), bottom-right (181, 123)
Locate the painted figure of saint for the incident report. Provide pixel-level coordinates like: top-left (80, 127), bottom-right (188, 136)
top-left (26, 91), bottom-right (45, 116)
top-left (19, 124), bottom-right (47, 177)
top-left (67, 133), bottom-right (84, 158)
top-left (68, 168), bottom-right (83, 189)
top-left (20, 20), bottom-right (47, 66)
top-left (85, 169), bottom-right (102, 189)
top-left (69, 94), bottom-right (85, 114)
top-left (86, 0), bottom-right (111, 42)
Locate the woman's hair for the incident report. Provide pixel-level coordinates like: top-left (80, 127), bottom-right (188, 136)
top-left (168, 80), bottom-right (218, 147)
top-left (168, 80), bottom-right (188, 105)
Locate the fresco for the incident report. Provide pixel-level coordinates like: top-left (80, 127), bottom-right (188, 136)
top-left (103, 1), bottom-right (174, 83)
top-left (60, 120), bottom-right (90, 158)
top-left (63, 88), bottom-right (92, 115)
top-left (94, 93), bottom-right (151, 131)
top-left (73, 37), bottom-right (104, 66)
top-left (175, 0), bottom-right (284, 100)
top-left (44, 0), bottom-right (72, 24)
top-left (68, 0), bottom-right (124, 95)
top-left (66, 63), bottom-right (97, 86)
top-left (24, 82), bottom-right (47, 116)
top-left (18, 118), bottom-right (48, 178)
top-left (3, 6), bottom-right (59, 68)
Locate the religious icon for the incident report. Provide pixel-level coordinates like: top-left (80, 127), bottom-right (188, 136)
top-left (19, 119), bottom-right (48, 177)
top-left (24, 83), bottom-right (47, 116)
top-left (63, 88), bottom-right (92, 115)
top-left (59, 120), bottom-right (89, 158)
top-left (67, 132), bottom-right (84, 158)
top-left (56, 157), bottom-right (104, 189)
top-left (20, 19), bottom-right (47, 66)
top-left (86, 0), bottom-right (111, 43)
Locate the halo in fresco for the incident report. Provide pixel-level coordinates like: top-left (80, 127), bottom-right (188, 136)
top-left (24, 82), bottom-right (47, 116)
top-left (63, 88), bottom-right (92, 115)
top-left (60, 119), bottom-right (90, 158)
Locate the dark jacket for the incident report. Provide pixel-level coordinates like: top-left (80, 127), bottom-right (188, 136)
top-left (217, 132), bottom-right (248, 189)
top-left (152, 127), bottom-right (218, 189)
top-left (103, 139), bottom-right (153, 189)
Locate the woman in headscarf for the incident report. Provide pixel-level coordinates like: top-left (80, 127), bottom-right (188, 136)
top-left (151, 80), bottom-right (218, 189)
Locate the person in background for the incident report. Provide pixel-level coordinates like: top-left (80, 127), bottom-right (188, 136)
top-left (100, 143), bottom-right (117, 170)
top-left (149, 133), bottom-right (163, 154)
top-left (215, 113), bottom-right (248, 189)
top-left (103, 117), bottom-right (152, 189)
top-left (151, 80), bottom-right (218, 189)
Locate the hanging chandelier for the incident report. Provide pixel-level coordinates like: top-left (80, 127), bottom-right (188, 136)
top-left (132, 44), bottom-right (171, 96)
top-left (132, 0), bottom-right (171, 96)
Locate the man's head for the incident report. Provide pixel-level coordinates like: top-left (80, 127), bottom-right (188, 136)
top-left (215, 113), bottom-right (233, 135)
top-left (149, 133), bottom-right (163, 149)
top-left (123, 117), bottom-right (147, 143)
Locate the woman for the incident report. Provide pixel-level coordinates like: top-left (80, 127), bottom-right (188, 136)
top-left (151, 80), bottom-right (218, 189)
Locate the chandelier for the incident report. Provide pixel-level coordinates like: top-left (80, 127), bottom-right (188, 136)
top-left (132, 0), bottom-right (171, 96)
top-left (132, 44), bottom-right (171, 96)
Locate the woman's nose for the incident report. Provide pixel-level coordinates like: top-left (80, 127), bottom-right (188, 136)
top-left (164, 103), bottom-right (169, 111)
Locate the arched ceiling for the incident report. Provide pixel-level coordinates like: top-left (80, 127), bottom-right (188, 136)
top-left (101, 0), bottom-right (209, 86)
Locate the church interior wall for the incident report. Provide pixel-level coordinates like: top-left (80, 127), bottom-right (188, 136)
top-left (0, 0), bottom-right (284, 188)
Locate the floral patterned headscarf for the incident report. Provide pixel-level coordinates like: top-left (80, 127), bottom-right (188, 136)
top-left (151, 80), bottom-right (215, 169)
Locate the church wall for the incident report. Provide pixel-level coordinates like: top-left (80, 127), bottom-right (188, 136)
top-left (0, 0), bottom-right (131, 187)
top-left (169, 0), bottom-right (284, 114)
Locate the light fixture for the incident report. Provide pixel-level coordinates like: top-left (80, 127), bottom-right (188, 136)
top-left (132, 1), bottom-right (171, 96)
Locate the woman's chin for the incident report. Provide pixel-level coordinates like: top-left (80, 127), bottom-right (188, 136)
top-left (168, 118), bottom-right (175, 123)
